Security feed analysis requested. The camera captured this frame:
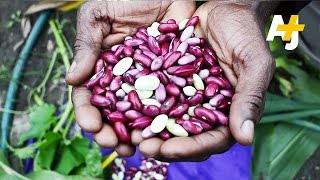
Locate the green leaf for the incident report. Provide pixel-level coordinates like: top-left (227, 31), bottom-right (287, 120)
top-left (19, 104), bottom-right (56, 144)
top-left (252, 123), bottom-right (320, 180)
top-left (35, 132), bottom-right (62, 170)
top-left (7, 143), bottom-right (38, 159)
top-left (0, 151), bottom-right (9, 166)
top-left (80, 143), bottom-right (103, 178)
top-left (0, 161), bottom-right (30, 180)
top-left (26, 170), bottom-right (98, 180)
top-left (53, 138), bottom-right (89, 175)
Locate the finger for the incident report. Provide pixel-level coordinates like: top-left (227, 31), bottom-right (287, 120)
top-left (66, 2), bottom-right (110, 86)
top-left (229, 52), bottom-right (275, 145)
top-left (139, 138), bottom-right (164, 158)
top-left (93, 124), bottom-right (118, 148)
top-left (158, 126), bottom-right (234, 161)
top-left (115, 143), bottom-right (136, 157)
top-left (161, 1), bottom-right (196, 23)
top-left (131, 129), bottom-right (143, 146)
top-left (72, 86), bottom-right (103, 133)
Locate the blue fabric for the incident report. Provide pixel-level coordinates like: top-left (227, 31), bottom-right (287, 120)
top-left (84, 131), bottom-right (251, 179)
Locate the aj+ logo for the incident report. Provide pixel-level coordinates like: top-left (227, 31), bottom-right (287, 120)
top-left (266, 15), bottom-right (305, 50)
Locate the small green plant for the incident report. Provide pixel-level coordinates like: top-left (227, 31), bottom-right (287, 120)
top-left (6, 10), bottom-right (22, 29)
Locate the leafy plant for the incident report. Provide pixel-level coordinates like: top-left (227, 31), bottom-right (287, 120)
top-left (5, 10), bottom-right (22, 29)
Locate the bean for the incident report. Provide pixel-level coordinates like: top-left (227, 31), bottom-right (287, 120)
top-left (160, 96), bottom-right (176, 114)
top-left (124, 38), bottom-right (145, 46)
top-left (178, 54), bottom-right (196, 65)
top-left (165, 84), bottom-right (180, 96)
top-left (205, 76), bottom-right (231, 89)
top-left (114, 122), bottom-right (131, 143)
top-left (194, 106), bottom-right (218, 123)
top-left (176, 42), bottom-right (188, 55)
top-left (151, 56), bottom-right (164, 71)
top-left (155, 84), bottom-right (166, 103)
top-left (193, 74), bottom-right (204, 90)
top-left (217, 99), bottom-right (231, 111)
top-left (116, 101), bottom-right (131, 112)
top-left (135, 68), bottom-right (150, 78)
top-left (133, 53), bottom-right (152, 67)
top-left (170, 75), bottom-right (186, 87)
top-left (187, 93), bottom-right (204, 106)
top-left (108, 111), bottom-right (126, 123)
top-left (188, 46), bottom-right (203, 57)
top-left (178, 93), bottom-right (187, 103)
top-left (102, 51), bottom-right (119, 64)
top-left (209, 66), bottom-right (222, 76)
top-left (180, 26), bottom-right (194, 41)
top-left (167, 65), bottom-right (196, 77)
top-left (147, 36), bottom-right (161, 55)
top-left (123, 46), bottom-right (134, 57)
top-left (189, 117), bottom-right (213, 131)
top-left (185, 38), bottom-right (200, 46)
top-left (86, 70), bottom-right (104, 89)
top-left (159, 130), bottom-right (172, 140)
top-left (114, 45), bottom-right (125, 57)
top-left (186, 16), bottom-right (199, 27)
top-left (128, 90), bottom-right (143, 110)
top-left (182, 114), bottom-right (190, 120)
top-left (203, 49), bottom-right (217, 67)
top-left (158, 23), bottom-right (179, 33)
top-left (100, 69), bottom-right (113, 88)
top-left (115, 89), bottom-right (126, 98)
top-left (90, 95), bottom-right (111, 107)
top-left (161, 42), bottom-right (169, 55)
top-left (125, 110), bottom-right (143, 121)
top-left (135, 75), bottom-right (160, 91)
top-left (93, 86), bottom-right (106, 95)
top-left (186, 77), bottom-right (193, 85)
top-left (141, 99), bottom-right (161, 108)
top-left (142, 126), bottom-right (156, 139)
top-left (113, 57), bottom-right (133, 76)
top-left (142, 105), bottom-right (160, 117)
top-left (168, 104), bottom-right (189, 118)
top-left (212, 110), bottom-right (229, 125)
top-left (205, 83), bottom-right (219, 98)
top-left (220, 89), bottom-right (234, 98)
top-left (165, 33), bottom-right (176, 41)
top-left (157, 71), bottom-right (169, 85)
top-left (105, 91), bottom-right (118, 109)
top-left (203, 103), bottom-right (215, 110)
top-left (136, 90), bottom-right (153, 99)
top-left (121, 83), bottom-right (135, 93)
top-left (166, 119), bottom-right (188, 137)
top-left (199, 69), bottom-right (210, 79)
top-left (182, 121), bottom-right (203, 134)
top-left (94, 58), bottom-right (105, 74)
top-left (142, 49), bottom-right (157, 60)
top-left (187, 106), bottom-right (197, 116)
top-left (167, 19), bottom-right (176, 24)
top-left (131, 116), bottom-right (153, 129)
top-left (109, 76), bottom-right (122, 91)
top-left (135, 31), bottom-right (148, 42)
top-left (111, 44), bottom-right (121, 52)
top-left (156, 34), bottom-right (167, 44)
top-left (127, 69), bottom-right (140, 76)
top-left (193, 57), bottom-right (204, 72)
top-left (178, 19), bottom-right (189, 30)
top-left (183, 86), bottom-right (197, 96)
top-left (150, 114), bottom-right (169, 133)
top-left (163, 51), bottom-right (182, 69)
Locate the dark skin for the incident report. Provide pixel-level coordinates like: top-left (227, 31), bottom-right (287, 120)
top-left (66, 1), bottom-right (277, 161)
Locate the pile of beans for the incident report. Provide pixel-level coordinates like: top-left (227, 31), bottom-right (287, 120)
top-left (86, 16), bottom-right (233, 143)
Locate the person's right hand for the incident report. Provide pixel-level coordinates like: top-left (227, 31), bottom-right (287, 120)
top-left (65, 1), bottom-right (196, 156)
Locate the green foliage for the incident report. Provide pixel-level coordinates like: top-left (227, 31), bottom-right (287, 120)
top-left (79, 143), bottom-right (103, 178)
top-left (5, 10), bottom-right (21, 29)
top-left (26, 170), bottom-right (98, 180)
top-left (18, 104), bottom-right (56, 144)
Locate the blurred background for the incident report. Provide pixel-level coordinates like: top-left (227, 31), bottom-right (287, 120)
top-left (0, 1), bottom-right (319, 180)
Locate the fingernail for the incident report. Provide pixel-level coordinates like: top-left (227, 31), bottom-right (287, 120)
top-left (68, 61), bottom-right (76, 73)
top-left (241, 120), bottom-right (254, 144)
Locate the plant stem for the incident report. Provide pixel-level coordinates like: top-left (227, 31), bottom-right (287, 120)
top-left (49, 20), bottom-right (73, 133)
top-left (284, 119), bottom-right (320, 133)
top-left (62, 111), bottom-right (75, 138)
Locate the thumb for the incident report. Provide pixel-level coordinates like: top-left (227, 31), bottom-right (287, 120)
top-left (229, 52), bottom-right (275, 145)
top-left (66, 3), bottom-right (110, 86)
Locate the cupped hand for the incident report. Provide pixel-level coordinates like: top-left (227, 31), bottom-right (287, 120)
top-left (66, 1), bottom-right (196, 156)
top-left (134, 1), bottom-right (277, 161)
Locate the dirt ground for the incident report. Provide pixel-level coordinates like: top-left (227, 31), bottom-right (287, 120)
top-left (0, 1), bottom-right (319, 179)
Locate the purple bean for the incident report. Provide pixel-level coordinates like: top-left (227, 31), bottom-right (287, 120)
top-left (168, 65), bottom-right (196, 77)
top-left (114, 122), bottom-right (131, 143)
top-left (142, 49), bottom-right (157, 60)
top-left (114, 45), bottom-right (125, 57)
top-left (209, 66), bottom-right (222, 76)
top-left (151, 56), bottom-right (164, 71)
top-left (180, 26), bottom-right (194, 41)
top-left (116, 101), bottom-right (132, 112)
top-left (128, 90), bottom-right (143, 110)
top-left (194, 106), bottom-right (218, 123)
top-left (205, 83), bottom-right (219, 98)
top-left (188, 46), bottom-right (203, 57)
top-left (212, 110), bottom-right (228, 125)
top-left (186, 77), bottom-right (193, 85)
top-left (220, 89), bottom-right (234, 98)
top-left (169, 104), bottom-right (189, 118)
top-left (131, 116), bottom-right (152, 129)
top-left (167, 19), bottom-right (176, 24)
top-left (158, 23), bottom-right (179, 33)
top-left (189, 117), bottom-right (213, 131)
top-left (159, 130), bottom-right (172, 140)
top-left (135, 68), bottom-right (150, 78)
top-left (205, 76), bottom-right (231, 89)
top-left (193, 57), bottom-right (204, 73)
top-left (102, 51), bottom-right (119, 64)
top-left (93, 86), bottom-right (106, 95)
top-left (134, 49), bottom-right (142, 54)
top-left (122, 73), bottom-right (135, 85)
top-left (133, 53), bottom-right (152, 67)
top-left (166, 32), bottom-right (176, 41)
top-left (105, 91), bottom-right (117, 109)
top-left (155, 84), bottom-right (166, 103)
top-left (178, 93), bottom-right (187, 103)
top-left (86, 70), bottom-right (104, 89)
top-left (135, 31), bottom-right (148, 42)
top-left (108, 111), bottom-right (126, 123)
top-left (166, 84), bottom-right (180, 96)
top-left (209, 94), bottom-right (225, 107)
top-left (187, 93), bottom-right (204, 106)
top-left (138, 27), bottom-right (148, 34)
top-left (142, 126), bottom-right (156, 138)
top-left (182, 120), bottom-right (203, 134)
top-left (124, 38), bottom-right (145, 46)
top-left (125, 110), bottom-right (143, 121)
top-left (126, 69), bottom-right (140, 76)
top-left (109, 76), bottom-right (122, 91)
top-left (147, 36), bottom-right (161, 55)
top-left (99, 69), bottom-right (113, 88)
top-left (185, 38), bottom-right (200, 46)
top-left (186, 16), bottom-right (199, 27)
top-left (123, 46), bottom-right (134, 57)
top-left (156, 71), bottom-right (169, 85)
top-left (160, 96), bottom-right (176, 114)
top-left (90, 95), bottom-right (111, 107)
top-left (111, 44), bottom-right (121, 52)
top-left (177, 54), bottom-right (196, 65)
top-left (176, 42), bottom-right (188, 55)
top-left (142, 105), bottom-right (160, 117)
top-left (161, 42), bottom-right (169, 55)
top-left (169, 76), bottom-right (186, 87)
top-left (156, 34), bottom-right (167, 44)
top-left (94, 58), bottom-right (105, 74)
top-left (217, 99), bottom-right (231, 111)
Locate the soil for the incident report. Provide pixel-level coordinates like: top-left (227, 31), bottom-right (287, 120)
top-left (0, 1), bottom-right (319, 179)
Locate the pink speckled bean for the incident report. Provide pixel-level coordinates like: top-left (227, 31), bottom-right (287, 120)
top-left (155, 84), bottom-right (166, 103)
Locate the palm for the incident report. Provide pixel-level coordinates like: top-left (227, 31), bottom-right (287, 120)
top-left (67, 1), bottom-right (196, 156)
